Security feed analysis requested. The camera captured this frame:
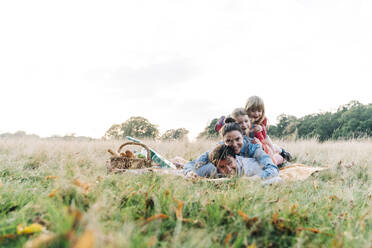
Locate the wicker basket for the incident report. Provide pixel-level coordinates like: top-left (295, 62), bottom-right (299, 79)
top-left (108, 142), bottom-right (152, 173)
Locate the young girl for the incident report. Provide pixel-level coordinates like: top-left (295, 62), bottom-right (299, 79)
top-left (245, 96), bottom-right (292, 165)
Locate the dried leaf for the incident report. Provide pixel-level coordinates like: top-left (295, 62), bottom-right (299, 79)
top-left (223, 233), bottom-right (232, 246)
top-left (48, 189), bottom-right (58, 198)
top-left (143, 214), bottom-right (168, 225)
top-left (181, 218), bottom-right (204, 227)
top-left (24, 233), bottom-right (56, 248)
top-left (0, 234), bottom-right (16, 241)
top-left (176, 201), bottom-right (183, 220)
top-left (296, 227), bottom-right (320, 233)
top-left (271, 212), bottom-right (292, 234)
top-left (73, 179), bottom-right (91, 193)
top-left (73, 230), bottom-right (94, 248)
top-left (238, 210), bottom-right (258, 228)
top-left (17, 223), bottom-right (45, 235)
top-left (46, 176), bottom-right (57, 180)
top-left (296, 227), bottom-right (331, 237)
top-left (68, 208), bottom-right (83, 228)
top-left (291, 203), bottom-right (299, 213)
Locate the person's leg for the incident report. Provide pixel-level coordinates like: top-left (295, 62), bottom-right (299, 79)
top-left (280, 148), bottom-right (292, 162)
top-left (272, 153), bottom-right (284, 166)
top-left (272, 144), bottom-right (282, 154)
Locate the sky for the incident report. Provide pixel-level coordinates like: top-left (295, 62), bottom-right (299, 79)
top-left (1, 0), bottom-right (371, 140)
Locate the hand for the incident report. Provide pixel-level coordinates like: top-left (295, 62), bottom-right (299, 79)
top-left (254, 125), bottom-right (263, 132)
top-left (252, 137), bottom-right (262, 147)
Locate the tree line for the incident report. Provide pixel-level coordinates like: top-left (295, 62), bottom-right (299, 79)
top-left (2, 101), bottom-right (370, 141)
top-left (104, 101), bottom-right (372, 141)
top-left (268, 101), bottom-right (372, 141)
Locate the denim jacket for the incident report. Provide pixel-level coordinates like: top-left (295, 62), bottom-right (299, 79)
top-left (183, 136), bottom-right (278, 179)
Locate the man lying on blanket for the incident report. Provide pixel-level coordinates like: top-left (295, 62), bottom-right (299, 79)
top-left (187, 144), bottom-right (281, 182)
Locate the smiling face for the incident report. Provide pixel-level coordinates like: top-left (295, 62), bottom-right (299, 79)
top-left (235, 115), bottom-right (251, 135)
top-left (247, 108), bottom-right (263, 123)
top-left (216, 155), bottom-right (237, 176)
top-left (223, 130), bottom-right (243, 154)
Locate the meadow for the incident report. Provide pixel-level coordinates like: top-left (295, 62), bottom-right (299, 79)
top-left (0, 138), bottom-right (371, 248)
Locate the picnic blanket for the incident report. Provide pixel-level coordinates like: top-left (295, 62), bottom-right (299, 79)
top-left (278, 163), bottom-right (327, 181)
top-left (115, 163), bottom-right (327, 184)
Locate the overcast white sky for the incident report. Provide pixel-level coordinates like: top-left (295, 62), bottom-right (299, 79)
top-left (1, 0), bottom-right (371, 140)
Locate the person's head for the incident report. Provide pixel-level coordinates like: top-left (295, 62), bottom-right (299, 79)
top-left (231, 108), bottom-right (251, 135)
top-left (208, 144), bottom-right (237, 176)
top-left (245, 96), bottom-right (265, 124)
top-left (221, 117), bottom-right (244, 154)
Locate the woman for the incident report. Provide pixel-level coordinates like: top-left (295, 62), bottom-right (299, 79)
top-left (183, 118), bottom-right (279, 179)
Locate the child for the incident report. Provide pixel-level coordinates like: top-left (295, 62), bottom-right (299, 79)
top-left (230, 108), bottom-right (250, 136)
top-left (215, 108), bottom-right (262, 145)
top-left (215, 108), bottom-right (250, 136)
top-left (245, 96), bottom-right (292, 165)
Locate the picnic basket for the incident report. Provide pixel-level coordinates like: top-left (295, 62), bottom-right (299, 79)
top-left (108, 142), bottom-right (152, 173)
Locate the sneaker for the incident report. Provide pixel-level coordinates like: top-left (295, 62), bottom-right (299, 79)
top-left (280, 149), bottom-right (292, 162)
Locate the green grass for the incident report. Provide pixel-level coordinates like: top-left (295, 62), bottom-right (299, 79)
top-left (0, 138), bottom-right (371, 247)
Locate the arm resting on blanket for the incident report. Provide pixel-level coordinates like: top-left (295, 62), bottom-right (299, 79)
top-left (183, 151), bottom-right (209, 173)
top-left (183, 151), bottom-right (220, 178)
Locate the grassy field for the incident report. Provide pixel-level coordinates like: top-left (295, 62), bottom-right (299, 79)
top-left (0, 138), bottom-right (371, 248)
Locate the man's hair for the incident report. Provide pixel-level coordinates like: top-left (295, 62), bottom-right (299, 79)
top-left (208, 144), bottom-right (236, 166)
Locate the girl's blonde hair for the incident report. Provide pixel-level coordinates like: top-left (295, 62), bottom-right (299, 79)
top-left (231, 108), bottom-right (247, 120)
top-left (245, 96), bottom-right (265, 124)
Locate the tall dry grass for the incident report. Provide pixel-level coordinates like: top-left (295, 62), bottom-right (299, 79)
top-left (0, 137), bottom-right (371, 247)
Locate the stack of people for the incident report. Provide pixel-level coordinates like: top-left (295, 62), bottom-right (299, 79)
top-left (183, 95), bottom-right (293, 182)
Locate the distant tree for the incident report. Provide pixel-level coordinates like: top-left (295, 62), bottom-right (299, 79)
top-left (269, 114), bottom-right (298, 138)
top-left (104, 124), bottom-right (123, 140)
top-left (161, 128), bottom-right (189, 141)
top-left (0, 131), bottom-right (39, 139)
top-left (197, 118), bottom-right (220, 139)
top-left (104, 116), bottom-right (159, 140)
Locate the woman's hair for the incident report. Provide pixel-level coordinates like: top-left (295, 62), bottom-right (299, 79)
top-left (221, 117), bottom-right (244, 137)
top-left (231, 108), bottom-right (248, 120)
top-left (208, 144), bottom-right (236, 166)
top-left (245, 95), bottom-right (265, 124)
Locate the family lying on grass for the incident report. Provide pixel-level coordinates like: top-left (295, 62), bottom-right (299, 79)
top-left (182, 96), bottom-right (293, 183)
top-left (111, 95), bottom-right (325, 182)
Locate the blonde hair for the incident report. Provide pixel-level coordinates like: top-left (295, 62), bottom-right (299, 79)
top-left (245, 96), bottom-right (265, 124)
top-left (231, 108), bottom-right (248, 120)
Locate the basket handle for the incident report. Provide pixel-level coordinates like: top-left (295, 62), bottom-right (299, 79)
top-left (117, 142), bottom-right (151, 161)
